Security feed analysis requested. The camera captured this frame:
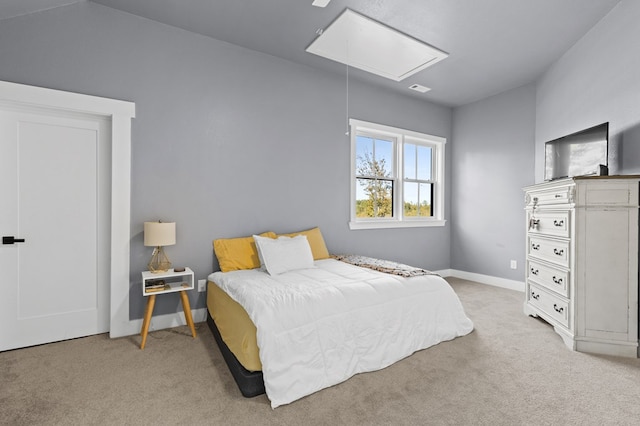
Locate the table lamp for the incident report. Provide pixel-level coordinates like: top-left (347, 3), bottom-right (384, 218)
top-left (144, 221), bottom-right (176, 273)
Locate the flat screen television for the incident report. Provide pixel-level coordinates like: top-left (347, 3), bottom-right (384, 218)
top-left (544, 122), bottom-right (609, 181)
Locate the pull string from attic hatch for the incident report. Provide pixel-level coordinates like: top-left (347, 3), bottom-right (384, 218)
top-left (345, 40), bottom-right (350, 136)
top-left (345, 61), bottom-right (349, 136)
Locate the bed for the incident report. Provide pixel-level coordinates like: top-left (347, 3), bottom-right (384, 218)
top-left (207, 228), bottom-right (474, 408)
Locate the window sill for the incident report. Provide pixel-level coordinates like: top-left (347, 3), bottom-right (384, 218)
top-left (349, 219), bottom-right (446, 230)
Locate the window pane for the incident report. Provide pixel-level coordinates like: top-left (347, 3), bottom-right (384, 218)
top-left (417, 145), bottom-right (432, 180)
top-left (356, 177), bottom-right (393, 218)
top-left (404, 182), bottom-right (433, 217)
top-left (404, 143), bottom-right (416, 179)
top-left (418, 183), bottom-right (433, 217)
top-left (404, 181), bottom-right (419, 216)
top-left (375, 139), bottom-right (393, 177)
top-left (356, 136), bottom-right (374, 176)
top-left (356, 136), bottom-right (393, 179)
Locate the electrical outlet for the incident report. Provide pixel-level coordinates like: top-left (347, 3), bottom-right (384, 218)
top-left (198, 279), bottom-right (206, 292)
top-left (510, 260), bottom-right (517, 270)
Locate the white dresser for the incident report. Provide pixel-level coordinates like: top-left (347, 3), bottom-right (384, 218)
top-left (523, 176), bottom-right (639, 357)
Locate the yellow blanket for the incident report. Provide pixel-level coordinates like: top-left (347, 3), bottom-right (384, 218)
top-left (207, 281), bottom-right (262, 371)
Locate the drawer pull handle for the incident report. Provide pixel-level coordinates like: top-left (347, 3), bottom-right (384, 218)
top-left (553, 304), bottom-right (564, 314)
top-left (530, 268), bottom-right (539, 275)
top-left (553, 248), bottom-right (564, 256)
top-left (531, 243), bottom-right (540, 251)
top-left (555, 194), bottom-right (562, 198)
top-left (553, 219), bottom-right (564, 227)
top-left (552, 276), bottom-right (563, 285)
top-left (531, 292), bottom-right (540, 300)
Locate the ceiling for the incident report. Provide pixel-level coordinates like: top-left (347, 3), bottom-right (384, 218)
top-left (0, 0), bottom-right (622, 107)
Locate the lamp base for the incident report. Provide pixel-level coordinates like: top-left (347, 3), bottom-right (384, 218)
top-left (148, 246), bottom-right (172, 273)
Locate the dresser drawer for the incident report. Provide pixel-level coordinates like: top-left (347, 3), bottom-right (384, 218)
top-left (529, 187), bottom-right (572, 206)
top-left (527, 260), bottom-right (569, 297)
top-left (528, 236), bottom-right (570, 268)
top-left (528, 211), bottom-right (570, 238)
top-left (528, 284), bottom-right (570, 329)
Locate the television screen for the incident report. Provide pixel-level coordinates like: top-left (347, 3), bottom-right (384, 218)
top-left (544, 123), bottom-right (608, 181)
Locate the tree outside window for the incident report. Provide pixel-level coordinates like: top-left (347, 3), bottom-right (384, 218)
top-left (355, 135), bottom-right (394, 218)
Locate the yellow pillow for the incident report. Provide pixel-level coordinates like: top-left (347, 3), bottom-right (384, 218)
top-left (213, 232), bottom-right (276, 272)
top-left (279, 227), bottom-right (330, 260)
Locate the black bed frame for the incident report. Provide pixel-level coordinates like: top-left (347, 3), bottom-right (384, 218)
top-left (206, 311), bottom-right (265, 397)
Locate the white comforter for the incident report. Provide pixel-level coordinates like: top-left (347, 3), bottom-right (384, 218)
top-left (209, 258), bottom-right (473, 408)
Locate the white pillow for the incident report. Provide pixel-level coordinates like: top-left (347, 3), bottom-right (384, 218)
top-left (253, 234), bottom-right (315, 275)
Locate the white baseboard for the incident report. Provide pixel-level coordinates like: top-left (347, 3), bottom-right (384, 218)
top-left (436, 269), bottom-right (525, 293)
top-left (112, 308), bottom-right (208, 337)
top-left (147, 307), bottom-right (208, 332)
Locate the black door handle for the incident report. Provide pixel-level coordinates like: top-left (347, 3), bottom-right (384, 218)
top-left (3, 236), bottom-right (25, 245)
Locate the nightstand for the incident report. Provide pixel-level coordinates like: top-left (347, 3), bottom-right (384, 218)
top-left (140, 267), bottom-right (197, 349)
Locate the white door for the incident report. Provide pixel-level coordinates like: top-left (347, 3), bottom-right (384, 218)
top-left (0, 106), bottom-right (111, 351)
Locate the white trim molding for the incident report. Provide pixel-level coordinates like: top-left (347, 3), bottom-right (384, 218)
top-left (349, 219), bottom-right (446, 229)
top-left (437, 269), bottom-right (525, 293)
top-left (0, 80), bottom-right (136, 339)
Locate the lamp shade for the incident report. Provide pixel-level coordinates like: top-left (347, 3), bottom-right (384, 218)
top-left (144, 222), bottom-right (176, 247)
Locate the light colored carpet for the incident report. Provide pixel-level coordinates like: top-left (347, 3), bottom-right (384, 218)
top-left (2, 278), bottom-right (640, 425)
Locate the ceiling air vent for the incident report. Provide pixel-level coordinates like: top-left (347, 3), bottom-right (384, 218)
top-left (312, 0), bottom-right (332, 7)
top-left (306, 9), bottom-right (448, 82)
top-left (409, 84), bottom-right (431, 93)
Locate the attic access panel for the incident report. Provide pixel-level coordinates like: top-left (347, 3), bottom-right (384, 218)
top-left (306, 9), bottom-right (448, 82)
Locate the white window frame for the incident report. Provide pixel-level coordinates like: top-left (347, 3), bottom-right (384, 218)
top-left (349, 118), bottom-right (446, 230)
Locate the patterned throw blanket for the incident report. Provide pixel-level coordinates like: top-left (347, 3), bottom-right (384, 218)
top-left (332, 254), bottom-right (438, 278)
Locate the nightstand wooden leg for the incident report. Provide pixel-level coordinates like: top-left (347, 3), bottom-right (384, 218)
top-left (140, 294), bottom-right (156, 350)
top-left (179, 290), bottom-right (197, 338)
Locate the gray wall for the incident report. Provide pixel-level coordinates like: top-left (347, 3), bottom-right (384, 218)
top-left (450, 0), bottom-right (640, 281)
top-left (451, 85), bottom-right (536, 281)
top-left (0, 2), bottom-right (452, 319)
top-left (535, 0), bottom-right (640, 181)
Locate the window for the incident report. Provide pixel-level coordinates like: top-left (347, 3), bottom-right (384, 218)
top-left (349, 119), bottom-right (445, 229)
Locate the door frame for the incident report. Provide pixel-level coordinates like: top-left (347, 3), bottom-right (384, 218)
top-left (0, 80), bottom-right (135, 338)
